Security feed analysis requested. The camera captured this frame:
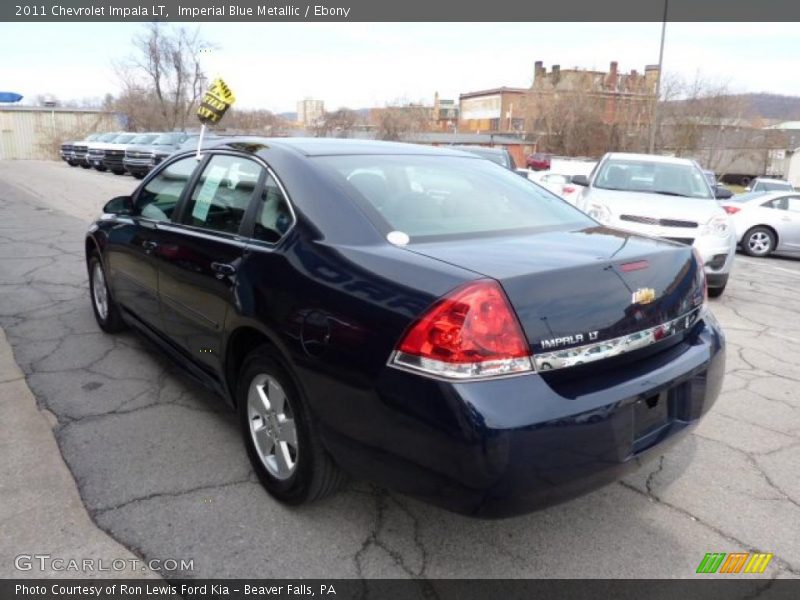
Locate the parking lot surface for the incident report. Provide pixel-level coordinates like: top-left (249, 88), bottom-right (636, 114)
top-left (1, 161), bottom-right (799, 579)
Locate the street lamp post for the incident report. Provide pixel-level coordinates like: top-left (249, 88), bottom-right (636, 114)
top-left (648, 0), bottom-right (669, 154)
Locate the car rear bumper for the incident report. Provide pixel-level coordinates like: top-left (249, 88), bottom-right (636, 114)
top-left (318, 313), bottom-right (725, 517)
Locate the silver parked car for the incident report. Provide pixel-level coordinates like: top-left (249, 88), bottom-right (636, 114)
top-left (572, 153), bottom-right (737, 297)
top-left (745, 177), bottom-right (794, 193)
top-left (720, 191), bottom-right (800, 257)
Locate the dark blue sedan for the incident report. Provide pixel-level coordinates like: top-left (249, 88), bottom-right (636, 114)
top-left (85, 138), bottom-right (724, 517)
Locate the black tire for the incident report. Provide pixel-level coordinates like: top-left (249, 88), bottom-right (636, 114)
top-left (132, 173), bottom-right (145, 180)
top-left (238, 347), bottom-right (345, 505)
top-left (94, 166), bottom-right (108, 172)
top-left (112, 169), bottom-right (126, 176)
top-left (88, 253), bottom-right (126, 333)
top-left (741, 226), bottom-right (775, 257)
top-left (540, 362), bottom-right (552, 370)
top-left (80, 163), bottom-right (92, 169)
top-left (67, 160), bottom-right (79, 167)
top-left (708, 284), bottom-right (726, 298)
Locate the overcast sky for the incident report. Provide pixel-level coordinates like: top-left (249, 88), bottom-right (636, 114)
top-left (2, 22), bottom-right (798, 113)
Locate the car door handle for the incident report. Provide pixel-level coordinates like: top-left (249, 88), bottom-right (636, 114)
top-left (142, 240), bottom-right (158, 253)
top-left (211, 262), bottom-right (237, 277)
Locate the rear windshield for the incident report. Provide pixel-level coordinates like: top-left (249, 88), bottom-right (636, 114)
top-left (595, 158), bottom-right (713, 199)
top-left (314, 155), bottom-right (593, 241)
top-left (112, 134), bottom-right (136, 144)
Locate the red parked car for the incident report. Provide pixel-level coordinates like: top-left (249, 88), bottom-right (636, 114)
top-left (526, 152), bottom-right (552, 170)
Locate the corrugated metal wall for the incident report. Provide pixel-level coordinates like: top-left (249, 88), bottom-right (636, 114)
top-left (0, 109), bottom-right (118, 160)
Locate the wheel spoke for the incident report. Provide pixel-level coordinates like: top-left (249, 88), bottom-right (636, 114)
top-left (273, 441), bottom-right (292, 476)
top-left (267, 378), bottom-right (286, 414)
top-left (253, 427), bottom-right (273, 460)
top-left (277, 418), bottom-right (298, 448)
top-left (251, 383), bottom-right (270, 414)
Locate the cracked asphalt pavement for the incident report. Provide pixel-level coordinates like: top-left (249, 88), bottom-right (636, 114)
top-left (1, 160), bottom-right (798, 579)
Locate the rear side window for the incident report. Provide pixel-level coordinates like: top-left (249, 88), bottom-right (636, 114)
top-left (252, 175), bottom-right (294, 243)
top-left (135, 156), bottom-right (197, 222)
top-left (315, 155), bottom-right (592, 240)
top-left (183, 154), bottom-right (263, 235)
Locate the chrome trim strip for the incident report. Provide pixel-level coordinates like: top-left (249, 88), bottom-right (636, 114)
top-left (387, 306), bottom-right (705, 381)
top-left (533, 307), bottom-right (703, 372)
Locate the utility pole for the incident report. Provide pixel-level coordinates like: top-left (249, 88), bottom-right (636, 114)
top-left (648, 0), bottom-right (668, 154)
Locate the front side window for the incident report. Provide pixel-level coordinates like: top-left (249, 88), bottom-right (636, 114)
top-left (135, 156), bottom-right (198, 222)
top-left (315, 155), bottom-right (592, 240)
top-left (594, 159), bottom-right (713, 199)
top-left (183, 154), bottom-right (263, 235)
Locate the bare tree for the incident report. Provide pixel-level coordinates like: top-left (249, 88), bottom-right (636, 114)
top-left (658, 73), bottom-right (763, 175)
top-left (312, 108), bottom-right (361, 137)
top-left (218, 108), bottom-right (288, 134)
top-left (527, 73), bottom-right (609, 156)
top-left (113, 23), bottom-right (210, 131)
top-left (373, 102), bottom-right (432, 141)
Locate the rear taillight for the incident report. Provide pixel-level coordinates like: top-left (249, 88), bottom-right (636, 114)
top-left (722, 205), bottom-right (740, 215)
top-left (391, 280), bottom-right (532, 379)
top-left (692, 247), bottom-right (708, 311)
top-left (562, 185), bottom-right (576, 194)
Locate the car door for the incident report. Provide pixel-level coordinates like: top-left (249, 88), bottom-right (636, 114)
top-left (779, 196), bottom-right (800, 250)
top-left (155, 152), bottom-right (266, 374)
top-left (105, 155), bottom-right (200, 331)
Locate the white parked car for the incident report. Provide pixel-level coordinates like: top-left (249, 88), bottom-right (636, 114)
top-left (527, 171), bottom-right (581, 204)
top-left (572, 152), bottom-right (737, 297)
top-left (720, 191), bottom-right (800, 257)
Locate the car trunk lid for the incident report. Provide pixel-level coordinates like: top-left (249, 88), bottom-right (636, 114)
top-left (405, 226), bottom-right (704, 355)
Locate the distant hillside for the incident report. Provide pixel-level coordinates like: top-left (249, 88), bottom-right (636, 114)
top-left (665, 93), bottom-right (800, 122)
top-left (736, 93), bottom-right (800, 120)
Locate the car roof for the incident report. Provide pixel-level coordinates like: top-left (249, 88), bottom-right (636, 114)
top-left (605, 152), bottom-right (697, 166)
top-left (752, 177), bottom-right (790, 183)
top-left (732, 191), bottom-right (794, 203)
top-left (204, 137), bottom-right (481, 158)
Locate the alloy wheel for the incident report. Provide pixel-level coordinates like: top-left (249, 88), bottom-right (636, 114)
top-left (747, 231), bottom-right (772, 255)
top-left (247, 374), bottom-right (299, 480)
top-left (91, 262), bottom-right (109, 321)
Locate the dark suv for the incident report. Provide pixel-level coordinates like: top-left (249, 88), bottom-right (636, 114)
top-left (124, 132), bottom-right (216, 178)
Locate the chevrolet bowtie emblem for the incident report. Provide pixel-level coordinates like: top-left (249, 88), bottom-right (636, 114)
top-left (632, 287), bottom-right (656, 305)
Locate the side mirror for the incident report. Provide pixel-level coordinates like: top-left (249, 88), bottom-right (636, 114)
top-left (103, 195), bottom-right (133, 215)
top-left (571, 174), bottom-right (590, 186)
top-left (713, 185), bottom-right (733, 200)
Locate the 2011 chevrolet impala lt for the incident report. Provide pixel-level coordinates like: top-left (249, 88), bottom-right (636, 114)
top-left (85, 138), bottom-right (725, 517)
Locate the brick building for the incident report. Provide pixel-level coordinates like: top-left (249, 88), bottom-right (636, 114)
top-left (458, 87), bottom-right (528, 134)
top-left (457, 61), bottom-right (659, 154)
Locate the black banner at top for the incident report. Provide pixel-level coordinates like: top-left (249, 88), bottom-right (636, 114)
top-left (3, 0), bottom-right (800, 22)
